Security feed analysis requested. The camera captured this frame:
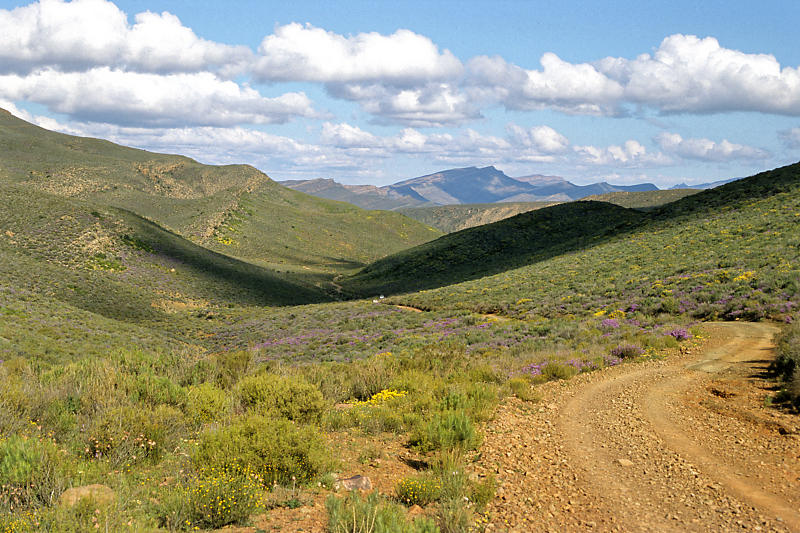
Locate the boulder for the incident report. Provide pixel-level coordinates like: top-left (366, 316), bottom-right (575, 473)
top-left (334, 475), bottom-right (372, 491)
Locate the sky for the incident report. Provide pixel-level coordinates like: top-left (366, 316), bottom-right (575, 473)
top-left (1, 0), bottom-right (800, 187)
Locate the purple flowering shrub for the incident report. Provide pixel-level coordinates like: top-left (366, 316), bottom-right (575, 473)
top-left (610, 344), bottom-right (645, 358)
top-left (665, 328), bottom-right (691, 341)
top-left (600, 318), bottom-right (620, 329)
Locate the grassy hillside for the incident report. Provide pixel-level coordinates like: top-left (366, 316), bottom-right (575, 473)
top-left (0, 109), bottom-right (441, 278)
top-left (207, 188), bottom-right (441, 279)
top-left (582, 189), bottom-right (700, 210)
top-left (344, 201), bottom-right (646, 296)
top-left (398, 201), bottom-right (558, 233)
top-left (369, 163), bottom-right (800, 325)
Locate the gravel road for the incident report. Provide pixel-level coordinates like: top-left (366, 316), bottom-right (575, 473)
top-left (474, 322), bottom-right (800, 532)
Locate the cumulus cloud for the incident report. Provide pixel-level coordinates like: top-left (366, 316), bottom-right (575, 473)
top-left (254, 22), bottom-right (462, 84)
top-left (251, 23), bottom-right (475, 126)
top-left (0, 0), bottom-right (251, 75)
top-left (573, 140), bottom-right (671, 167)
top-left (331, 82), bottom-right (480, 127)
top-left (467, 54), bottom-right (625, 116)
top-left (0, 68), bottom-right (316, 127)
top-left (467, 34), bottom-right (800, 117)
top-left (609, 35), bottom-right (800, 115)
top-left (655, 132), bottom-right (769, 161)
top-left (506, 124), bottom-right (570, 154)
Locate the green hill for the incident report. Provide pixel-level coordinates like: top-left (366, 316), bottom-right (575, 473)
top-left (397, 201), bottom-right (558, 233)
top-left (358, 162), bottom-right (800, 324)
top-left (0, 109), bottom-right (441, 281)
top-left (582, 189), bottom-right (700, 210)
top-left (344, 201), bottom-right (646, 296)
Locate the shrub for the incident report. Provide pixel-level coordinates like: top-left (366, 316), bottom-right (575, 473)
top-left (214, 350), bottom-right (252, 388)
top-left (326, 491), bottom-right (439, 533)
top-left (396, 474), bottom-right (442, 506)
top-left (193, 415), bottom-right (332, 486)
top-left (186, 469), bottom-right (262, 529)
top-left (185, 382), bottom-right (228, 424)
top-left (84, 405), bottom-right (183, 465)
top-left (507, 377), bottom-right (540, 402)
top-left (410, 411), bottom-right (478, 452)
top-left (665, 328), bottom-right (691, 341)
top-left (469, 474), bottom-right (496, 512)
top-left (130, 374), bottom-right (187, 407)
top-left (771, 322), bottom-right (800, 407)
top-left (540, 361), bottom-right (579, 381)
top-left (610, 344), bottom-right (645, 359)
top-left (0, 435), bottom-right (70, 510)
top-left (236, 373), bottom-right (325, 423)
top-left (772, 322), bottom-right (800, 381)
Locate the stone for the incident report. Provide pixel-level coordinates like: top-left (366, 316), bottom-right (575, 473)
top-left (617, 458), bottom-right (634, 467)
top-left (58, 484), bottom-right (115, 507)
top-left (335, 475), bottom-right (372, 491)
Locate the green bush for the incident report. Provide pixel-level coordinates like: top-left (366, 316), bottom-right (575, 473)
top-left (185, 383), bottom-right (228, 424)
top-left (84, 404), bottom-right (183, 465)
top-left (186, 469), bottom-right (262, 529)
top-left (214, 350), bottom-right (252, 388)
top-left (130, 374), bottom-right (187, 407)
top-left (541, 361), bottom-right (579, 381)
top-left (469, 474), bottom-right (496, 512)
top-left (0, 435), bottom-right (70, 510)
top-left (193, 415), bottom-right (332, 486)
top-left (326, 491), bottom-right (439, 533)
top-left (410, 410), bottom-right (478, 452)
top-left (772, 322), bottom-right (800, 381)
top-left (772, 322), bottom-right (800, 407)
top-left (236, 373), bottom-right (325, 423)
top-left (507, 377), bottom-right (540, 402)
top-left (396, 474), bottom-right (442, 506)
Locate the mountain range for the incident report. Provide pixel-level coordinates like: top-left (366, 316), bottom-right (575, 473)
top-left (281, 166), bottom-right (661, 209)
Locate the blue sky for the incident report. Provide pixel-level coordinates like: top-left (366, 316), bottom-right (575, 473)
top-left (1, 0), bottom-right (800, 187)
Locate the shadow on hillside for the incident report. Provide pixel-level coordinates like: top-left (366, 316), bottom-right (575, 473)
top-left (341, 162), bottom-right (800, 299)
top-left (341, 201), bottom-right (647, 298)
top-left (117, 209), bottom-right (332, 306)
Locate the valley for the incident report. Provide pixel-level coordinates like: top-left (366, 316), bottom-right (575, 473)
top-left (0, 110), bottom-right (798, 532)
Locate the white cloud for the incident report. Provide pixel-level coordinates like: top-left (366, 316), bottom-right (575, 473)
top-left (655, 132), bottom-right (769, 161)
top-left (609, 35), bottom-right (800, 115)
top-left (320, 122), bottom-right (381, 148)
top-left (573, 140), bottom-right (671, 167)
top-left (466, 54), bottom-right (625, 116)
top-left (327, 82), bottom-right (479, 127)
top-left (0, 67), bottom-right (316, 127)
top-left (506, 124), bottom-right (569, 154)
top-left (254, 23), bottom-right (462, 84)
top-left (467, 34), bottom-right (800, 117)
top-left (0, 0), bottom-right (251, 75)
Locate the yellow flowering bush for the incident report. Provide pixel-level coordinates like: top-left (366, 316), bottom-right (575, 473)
top-left (396, 475), bottom-right (442, 506)
top-left (187, 468), bottom-right (261, 529)
top-left (349, 389), bottom-right (408, 407)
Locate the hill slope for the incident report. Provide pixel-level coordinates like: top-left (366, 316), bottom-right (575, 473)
top-left (0, 108), bottom-right (441, 280)
top-left (359, 162), bottom-right (800, 324)
top-left (344, 201), bottom-right (646, 296)
top-left (582, 189), bottom-right (700, 210)
top-left (397, 201), bottom-right (559, 233)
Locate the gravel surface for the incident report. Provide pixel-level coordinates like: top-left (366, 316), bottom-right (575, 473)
top-left (474, 322), bottom-right (800, 532)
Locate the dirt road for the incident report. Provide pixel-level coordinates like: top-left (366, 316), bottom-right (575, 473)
top-left (475, 322), bottom-right (800, 532)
